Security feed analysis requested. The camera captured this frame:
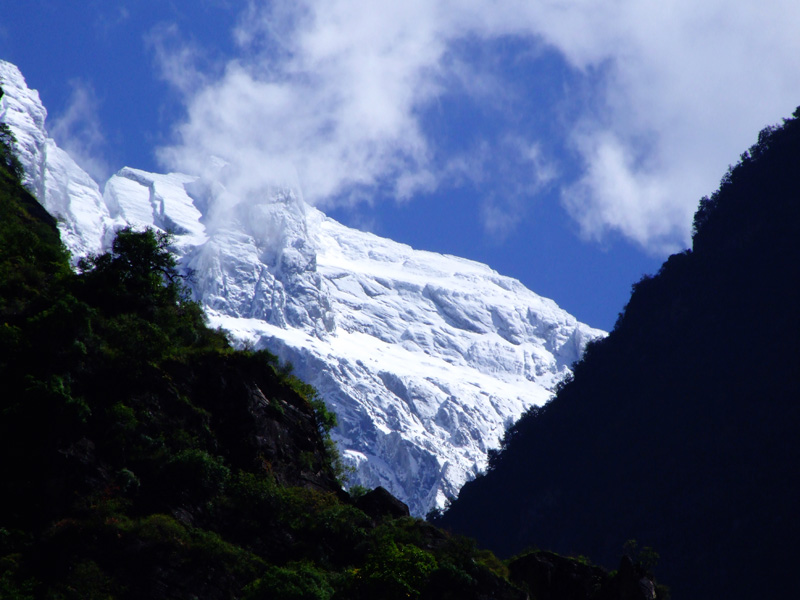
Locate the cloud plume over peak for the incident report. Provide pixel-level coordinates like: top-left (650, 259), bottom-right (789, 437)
top-left (50, 80), bottom-right (112, 185)
top-left (156, 0), bottom-right (800, 251)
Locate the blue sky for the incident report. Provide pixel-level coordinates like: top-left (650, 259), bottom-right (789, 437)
top-left (3, 1), bottom-right (800, 331)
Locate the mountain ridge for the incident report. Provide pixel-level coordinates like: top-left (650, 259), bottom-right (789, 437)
top-left (0, 59), bottom-right (604, 516)
top-left (0, 118), bottom-right (665, 599)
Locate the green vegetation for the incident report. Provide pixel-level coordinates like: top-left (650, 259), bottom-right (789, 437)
top-left (0, 124), bottom-right (540, 599)
top-left (1, 102), bottom-right (661, 599)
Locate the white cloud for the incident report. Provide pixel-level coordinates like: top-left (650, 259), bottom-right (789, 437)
top-left (146, 23), bottom-right (212, 97)
top-left (50, 80), bottom-right (111, 184)
top-left (563, 131), bottom-right (686, 253)
top-left (158, 1), bottom-right (447, 208)
top-left (474, 137), bottom-right (559, 239)
top-left (156, 0), bottom-right (800, 251)
top-left (541, 0), bottom-right (800, 250)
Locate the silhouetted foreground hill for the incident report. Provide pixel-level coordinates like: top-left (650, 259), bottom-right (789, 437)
top-left (438, 109), bottom-right (800, 599)
top-left (0, 88), bottom-right (663, 599)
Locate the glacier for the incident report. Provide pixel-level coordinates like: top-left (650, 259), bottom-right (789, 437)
top-left (1, 60), bottom-right (605, 515)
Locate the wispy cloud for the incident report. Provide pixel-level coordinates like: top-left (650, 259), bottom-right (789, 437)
top-left (94, 5), bottom-right (130, 38)
top-left (157, 1), bottom-right (444, 209)
top-left (155, 0), bottom-right (800, 251)
top-left (50, 80), bottom-right (111, 184)
top-left (546, 0), bottom-right (800, 252)
top-left (473, 137), bottom-right (559, 239)
top-left (146, 23), bottom-right (213, 97)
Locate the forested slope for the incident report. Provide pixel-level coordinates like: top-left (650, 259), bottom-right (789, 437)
top-left (438, 109), bottom-right (800, 600)
top-left (0, 87), bottom-right (665, 600)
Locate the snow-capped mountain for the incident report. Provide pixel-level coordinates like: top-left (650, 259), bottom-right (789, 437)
top-left (1, 60), bottom-right (605, 515)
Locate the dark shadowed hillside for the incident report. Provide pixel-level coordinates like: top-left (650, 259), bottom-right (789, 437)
top-left (437, 108), bottom-right (800, 599)
top-left (0, 86), bottom-right (667, 600)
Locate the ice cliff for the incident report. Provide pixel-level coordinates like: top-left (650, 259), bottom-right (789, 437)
top-left (1, 60), bottom-right (605, 515)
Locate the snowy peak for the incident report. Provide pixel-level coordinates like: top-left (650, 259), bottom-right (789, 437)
top-left (104, 168), bottom-right (206, 247)
top-left (1, 61), bottom-right (114, 258)
top-left (1, 60), bottom-right (605, 515)
top-left (183, 182), bottom-right (337, 337)
top-left (0, 61), bottom-right (46, 196)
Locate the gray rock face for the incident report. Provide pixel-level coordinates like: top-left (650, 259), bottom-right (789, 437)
top-left (1, 59), bottom-right (605, 516)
